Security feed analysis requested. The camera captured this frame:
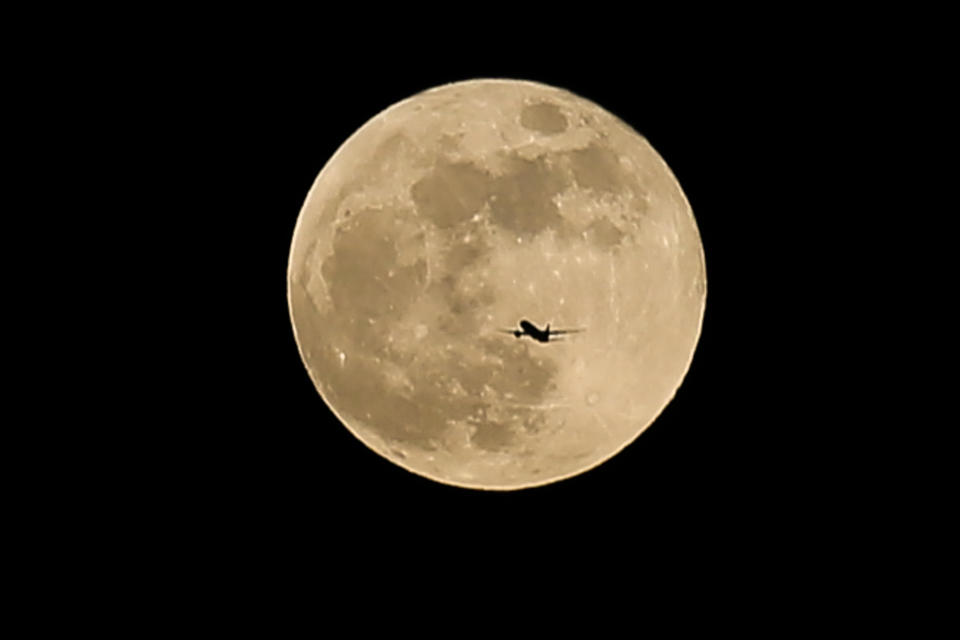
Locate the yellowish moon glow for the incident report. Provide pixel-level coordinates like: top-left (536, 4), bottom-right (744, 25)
top-left (287, 79), bottom-right (706, 490)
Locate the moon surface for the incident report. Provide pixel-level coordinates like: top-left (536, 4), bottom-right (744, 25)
top-left (288, 79), bottom-right (706, 490)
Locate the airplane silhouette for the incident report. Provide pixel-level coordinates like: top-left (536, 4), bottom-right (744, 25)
top-left (497, 319), bottom-right (585, 343)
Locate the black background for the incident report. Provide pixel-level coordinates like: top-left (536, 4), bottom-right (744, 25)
top-left (133, 36), bottom-right (862, 567)
top-left (18, 12), bottom-right (937, 622)
top-left (23, 12), bottom-right (940, 622)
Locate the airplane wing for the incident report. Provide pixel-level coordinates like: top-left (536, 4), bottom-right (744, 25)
top-left (549, 328), bottom-right (585, 335)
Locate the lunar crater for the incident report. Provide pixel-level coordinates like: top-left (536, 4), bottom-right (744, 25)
top-left (519, 101), bottom-right (569, 135)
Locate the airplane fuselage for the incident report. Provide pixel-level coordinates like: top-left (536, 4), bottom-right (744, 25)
top-left (518, 320), bottom-right (551, 342)
top-left (500, 319), bottom-right (581, 343)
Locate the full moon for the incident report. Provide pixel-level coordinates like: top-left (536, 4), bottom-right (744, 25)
top-left (288, 79), bottom-right (706, 490)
